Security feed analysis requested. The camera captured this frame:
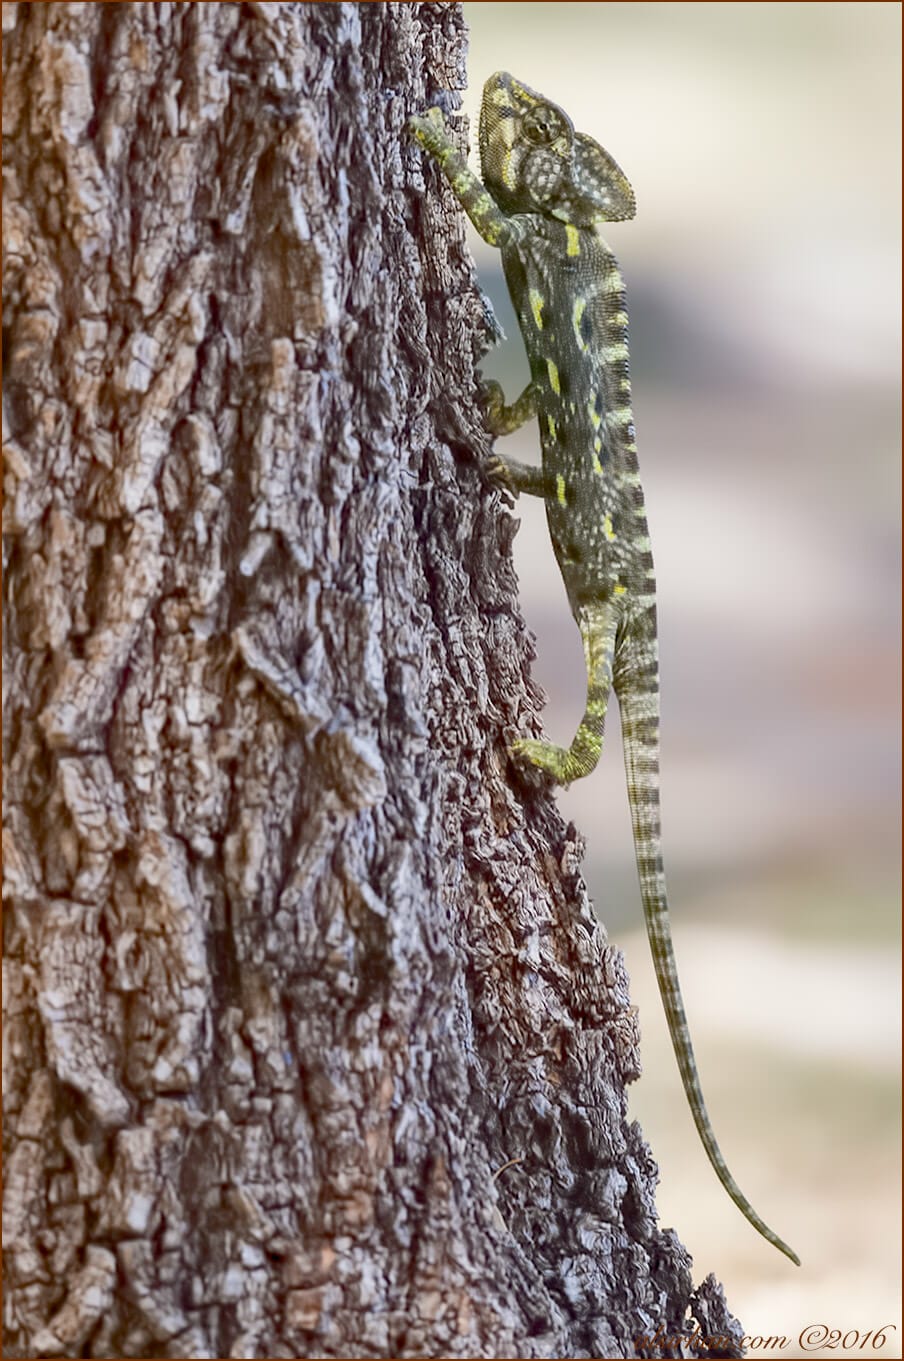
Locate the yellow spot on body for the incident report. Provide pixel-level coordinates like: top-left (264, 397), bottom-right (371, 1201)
top-left (588, 397), bottom-right (602, 430)
top-left (565, 223), bottom-right (581, 257)
top-left (614, 584), bottom-right (627, 596)
top-left (602, 342), bottom-right (629, 362)
top-left (601, 271), bottom-right (624, 294)
top-left (603, 514), bottom-right (616, 542)
top-left (546, 413), bottom-right (557, 440)
top-left (528, 289), bottom-right (545, 329)
top-left (556, 474), bottom-right (567, 506)
top-left (546, 358), bottom-right (561, 395)
top-left (609, 406), bottom-right (633, 425)
top-left (609, 310), bottom-right (629, 328)
top-left (593, 436), bottom-right (603, 453)
top-left (592, 453), bottom-right (604, 475)
top-left (572, 297), bottom-right (588, 350)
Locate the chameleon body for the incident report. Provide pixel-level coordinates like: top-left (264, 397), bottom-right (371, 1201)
top-left (409, 72), bottom-right (799, 1266)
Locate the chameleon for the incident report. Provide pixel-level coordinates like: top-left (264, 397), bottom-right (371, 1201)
top-left (409, 71), bottom-right (799, 1266)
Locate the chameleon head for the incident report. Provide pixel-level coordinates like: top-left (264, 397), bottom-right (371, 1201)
top-left (479, 71), bottom-right (636, 226)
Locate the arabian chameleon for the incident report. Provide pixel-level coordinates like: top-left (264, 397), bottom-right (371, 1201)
top-left (408, 71), bottom-right (798, 1266)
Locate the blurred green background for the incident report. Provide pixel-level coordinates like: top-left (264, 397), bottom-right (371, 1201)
top-left (461, 3), bottom-right (900, 1350)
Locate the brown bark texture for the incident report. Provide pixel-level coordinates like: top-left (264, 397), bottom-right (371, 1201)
top-left (2, 3), bottom-right (743, 1358)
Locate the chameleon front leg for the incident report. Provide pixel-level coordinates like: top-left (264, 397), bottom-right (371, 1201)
top-left (409, 109), bottom-right (543, 491)
top-left (512, 600), bottom-right (620, 784)
top-left (408, 107), bottom-right (519, 250)
top-left (481, 379), bottom-right (538, 436)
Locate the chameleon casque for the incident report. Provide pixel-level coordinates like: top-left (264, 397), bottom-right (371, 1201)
top-left (409, 71), bottom-right (799, 1266)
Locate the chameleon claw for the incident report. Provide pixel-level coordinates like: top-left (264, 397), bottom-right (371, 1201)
top-left (483, 454), bottom-right (516, 494)
top-left (407, 107), bottom-right (449, 153)
top-left (479, 379), bottom-right (508, 435)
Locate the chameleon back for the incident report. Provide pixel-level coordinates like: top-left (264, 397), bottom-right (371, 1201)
top-left (498, 220), bottom-right (653, 619)
top-left (476, 73), bottom-right (651, 619)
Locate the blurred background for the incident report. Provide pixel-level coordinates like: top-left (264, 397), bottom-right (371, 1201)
top-left (461, 3), bottom-right (900, 1351)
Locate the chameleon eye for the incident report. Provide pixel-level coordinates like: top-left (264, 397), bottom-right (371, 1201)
top-left (522, 105), bottom-right (561, 145)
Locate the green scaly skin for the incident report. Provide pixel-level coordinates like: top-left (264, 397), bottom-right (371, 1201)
top-left (409, 73), bottom-right (799, 1267)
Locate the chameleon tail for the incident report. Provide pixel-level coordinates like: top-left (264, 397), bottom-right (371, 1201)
top-left (619, 683), bottom-right (801, 1266)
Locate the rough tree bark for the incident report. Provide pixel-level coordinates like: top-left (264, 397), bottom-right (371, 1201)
top-left (2, 4), bottom-right (743, 1358)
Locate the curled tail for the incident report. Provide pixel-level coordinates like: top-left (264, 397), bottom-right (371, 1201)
top-left (618, 676), bottom-right (800, 1266)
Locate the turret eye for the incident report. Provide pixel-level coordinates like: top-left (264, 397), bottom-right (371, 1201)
top-left (522, 105), bottom-right (561, 145)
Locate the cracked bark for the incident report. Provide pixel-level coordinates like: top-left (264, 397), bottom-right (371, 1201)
top-left (2, 3), bottom-right (743, 1358)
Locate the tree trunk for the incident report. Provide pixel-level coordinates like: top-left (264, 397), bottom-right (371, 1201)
top-left (2, 3), bottom-right (742, 1357)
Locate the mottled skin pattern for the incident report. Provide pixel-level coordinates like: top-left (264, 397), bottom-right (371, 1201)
top-left (410, 72), bottom-right (799, 1265)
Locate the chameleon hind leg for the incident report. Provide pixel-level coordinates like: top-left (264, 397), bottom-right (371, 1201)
top-left (511, 600), bottom-right (620, 784)
top-left (481, 383), bottom-right (550, 495)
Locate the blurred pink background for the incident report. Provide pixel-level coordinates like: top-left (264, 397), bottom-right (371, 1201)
top-left (463, 3), bottom-right (900, 1350)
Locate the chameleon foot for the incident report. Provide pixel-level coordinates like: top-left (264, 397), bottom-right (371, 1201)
top-left (479, 379), bottom-right (509, 436)
top-left (483, 453), bottom-right (516, 494)
top-left (509, 737), bottom-right (601, 785)
top-left (407, 107), bottom-right (449, 157)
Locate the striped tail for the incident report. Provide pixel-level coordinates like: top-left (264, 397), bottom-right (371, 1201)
top-left (618, 679), bottom-right (800, 1266)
